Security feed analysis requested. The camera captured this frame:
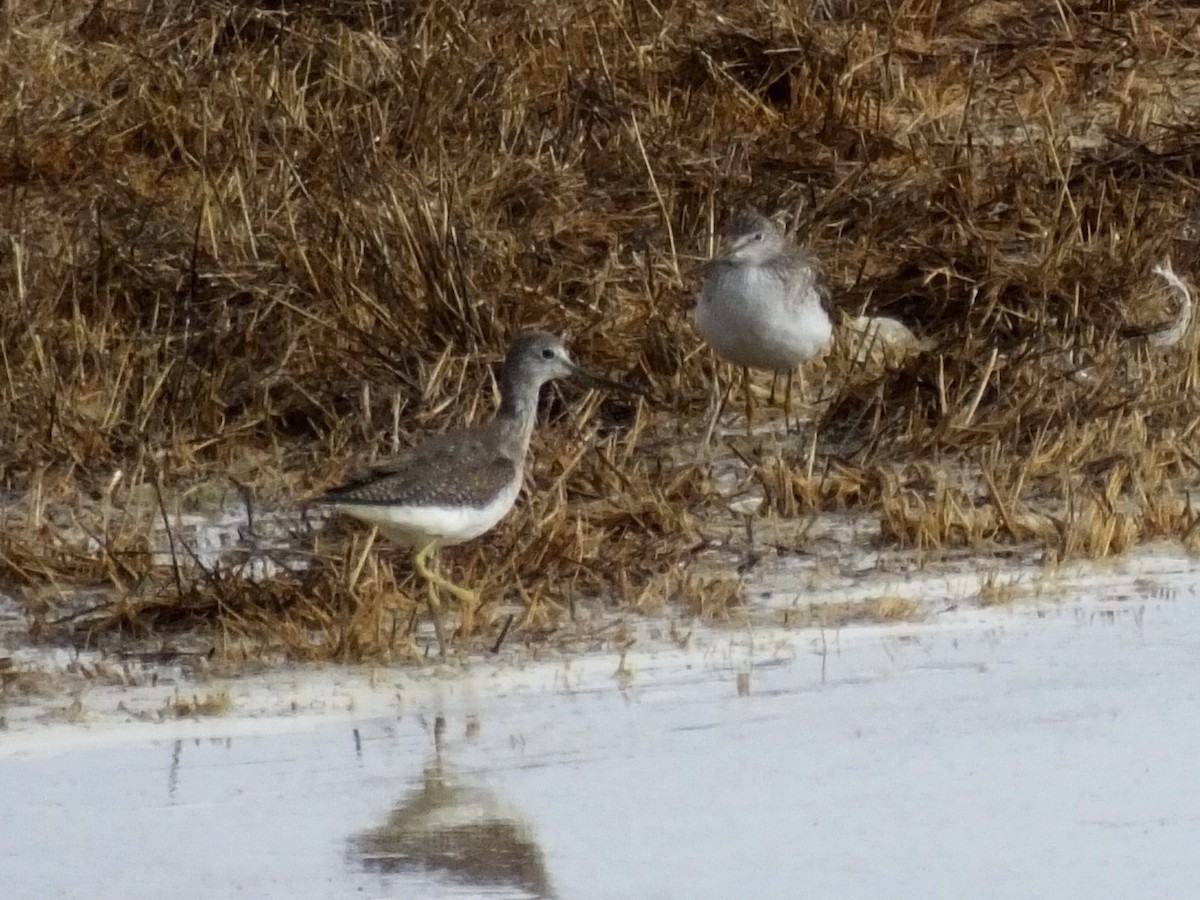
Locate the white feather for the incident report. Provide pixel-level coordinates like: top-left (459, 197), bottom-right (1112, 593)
top-left (697, 265), bottom-right (832, 371)
top-left (328, 477), bottom-right (522, 549)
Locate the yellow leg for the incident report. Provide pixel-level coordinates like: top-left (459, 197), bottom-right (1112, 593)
top-left (702, 365), bottom-right (734, 450)
top-left (742, 365), bottom-right (754, 435)
top-left (412, 544), bottom-right (448, 656)
top-left (424, 578), bottom-right (448, 658)
top-left (412, 544), bottom-right (479, 646)
top-left (783, 369), bottom-right (794, 434)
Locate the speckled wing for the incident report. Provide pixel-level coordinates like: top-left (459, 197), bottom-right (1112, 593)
top-left (315, 427), bottom-right (518, 510)
top-left (782, 250), bottom-right (833, 318)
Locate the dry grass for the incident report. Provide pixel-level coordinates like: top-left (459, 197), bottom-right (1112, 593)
top-left (779, 594), bottom-right (923, 629)
top-left (976, 571), bottom-right (1020, 607)
top-left (2, 0), bottom-right (1199, 660)
top-left (166, 688), bottom-right (232, 717)
top-left (0, 656), bottom-right (59, 713)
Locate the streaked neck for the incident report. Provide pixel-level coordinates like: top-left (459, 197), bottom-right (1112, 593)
top-left (496, 371), bottom-right (543, 458)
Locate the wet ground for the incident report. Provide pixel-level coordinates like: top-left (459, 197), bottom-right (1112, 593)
top-left (3, 547), bottom-right (1199, 899)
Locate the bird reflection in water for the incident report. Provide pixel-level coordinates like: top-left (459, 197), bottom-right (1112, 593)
top-left (350, 715), bottom-right (555, 899)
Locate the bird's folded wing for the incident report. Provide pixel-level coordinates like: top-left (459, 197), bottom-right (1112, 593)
top-left (784, 256), bottom-right (834, 317)
top-left (317, 429), bottom-right (517, 508)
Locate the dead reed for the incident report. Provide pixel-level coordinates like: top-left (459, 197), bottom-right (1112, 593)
top-left (1, 0), bottom-right (1198, 658)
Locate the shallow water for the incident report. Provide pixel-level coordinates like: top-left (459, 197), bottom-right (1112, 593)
top-left (4, 575), bottom-right (1200, 900)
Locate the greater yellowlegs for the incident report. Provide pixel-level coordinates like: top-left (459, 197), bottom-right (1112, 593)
top-left (695, 209), bottom-right (833, 435)
top-left (313, 330), bottom-right (627, 655)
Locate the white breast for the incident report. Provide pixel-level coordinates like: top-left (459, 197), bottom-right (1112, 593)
top-left (697, 267), bottom-right (831, 371)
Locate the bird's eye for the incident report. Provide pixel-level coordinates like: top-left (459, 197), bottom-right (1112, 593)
top-left (541, 348), bottom-right (556, 360)
top-left (753, 232), bottom-right (765, 242)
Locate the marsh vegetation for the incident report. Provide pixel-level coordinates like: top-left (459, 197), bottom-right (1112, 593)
top-left (1, 0), bottom-right (1198, 661)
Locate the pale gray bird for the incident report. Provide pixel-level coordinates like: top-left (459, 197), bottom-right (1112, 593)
top-left (695, 210), bottom-right (834, 434)
top-left (312, 331), bottom-right (628, 655)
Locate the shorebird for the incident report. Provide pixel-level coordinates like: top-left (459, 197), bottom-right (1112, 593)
top-left (695, 209), bottom-right (834, 437)
top-left (312, 331), bottom-right (628, 655)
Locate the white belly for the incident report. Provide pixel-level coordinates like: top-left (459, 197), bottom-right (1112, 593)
top-left (697, 268), bottom-right (831, 371)
top-left (329, 478), bottom-right (521, 549)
